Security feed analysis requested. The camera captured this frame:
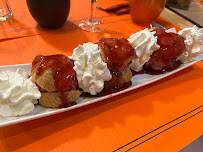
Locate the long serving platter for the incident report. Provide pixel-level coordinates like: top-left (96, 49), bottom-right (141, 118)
top-left (0, 54), bottom-right (202, 127)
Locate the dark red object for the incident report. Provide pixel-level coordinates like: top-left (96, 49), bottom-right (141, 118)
top-left (97, 3), bottom-right (130, 15)
top-left (145, 28), bottom-right (185, 71)
top-left (114, 7), bottom-right (130, 15)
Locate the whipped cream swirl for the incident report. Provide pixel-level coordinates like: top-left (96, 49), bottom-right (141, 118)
top-left (71, 42), bottom-right (112, 95)
top-left (178, 26), bottom-right (203, 63)
top-left (0, 68), bottom-right (41, 117)
top-left (128, 28), bottom-right (160, 71)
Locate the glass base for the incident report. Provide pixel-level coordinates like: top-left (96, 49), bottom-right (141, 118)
top-left (79, 18), bottom-right (106, 33)
top-left (0, 9), bottom-right (12, 21)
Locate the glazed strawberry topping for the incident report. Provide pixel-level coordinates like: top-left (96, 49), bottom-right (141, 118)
top-left (145, 28), bottom-right (185, 70)
top-left (97, 38), bottom-right (135, 76)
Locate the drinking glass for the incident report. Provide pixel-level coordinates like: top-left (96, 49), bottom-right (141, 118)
top-left (79, 0), bottom-right (106, 33)
top-left (129, 0), bottom-right (166, 25)
top-left (0, 0), bottom-right (13, 21)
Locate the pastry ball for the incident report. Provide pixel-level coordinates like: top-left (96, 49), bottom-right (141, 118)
top-left (96, 38), bottom-right (136, 87)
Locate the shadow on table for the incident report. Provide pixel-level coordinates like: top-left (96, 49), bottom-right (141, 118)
top-left (0, 60), bottom-right (202, 151)
top-left (36, 21), bottom-right (79, 33)
top-left (35, 21), bottom-right (82, 54)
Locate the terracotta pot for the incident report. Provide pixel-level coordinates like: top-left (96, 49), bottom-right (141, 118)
top-left (26, 0), bottom-right (70, 29)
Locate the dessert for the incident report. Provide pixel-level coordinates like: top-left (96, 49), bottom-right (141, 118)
top-left (96, 38), bottom-right (136, 88)
top-left (1, 26), bottom-right (202, 114)
top-left (0, 68), bottom-right (41, 117)
top-left (31, 54), bottom-right (82, 108)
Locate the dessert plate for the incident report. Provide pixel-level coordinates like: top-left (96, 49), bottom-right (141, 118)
top-left (0, 54), bottom-right (202, 127)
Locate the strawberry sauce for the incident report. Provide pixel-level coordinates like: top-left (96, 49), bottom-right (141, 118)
top-left (145, 27), bottom-right (185, 71)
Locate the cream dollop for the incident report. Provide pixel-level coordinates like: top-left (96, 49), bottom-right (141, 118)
top-left (0, 68), bottom-right (41, 117)
top-left (71, 42), bottom-right (112, 95)
top-left (178, 26), bottom-right (203, 63)
top-left (128, 28), bottom-right (160, 71)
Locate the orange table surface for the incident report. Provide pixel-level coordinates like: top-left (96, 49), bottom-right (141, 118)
top-left (0, 0), bottom-right (203, 152)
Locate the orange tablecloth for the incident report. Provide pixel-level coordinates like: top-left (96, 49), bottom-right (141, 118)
top-left (0, 0), bottom-right (202, 152)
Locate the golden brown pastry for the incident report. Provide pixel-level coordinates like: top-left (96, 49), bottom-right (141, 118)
top-left (31, 54), bottom-right (82, 108)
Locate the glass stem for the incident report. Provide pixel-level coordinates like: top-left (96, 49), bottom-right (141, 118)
top-left (90, 0), bottom-right (97, 22)
top-left (4, 0), bottom-right (12, 15)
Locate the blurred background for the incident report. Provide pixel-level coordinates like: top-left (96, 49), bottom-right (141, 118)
top-left (166, 0), bottom-right (203, 27)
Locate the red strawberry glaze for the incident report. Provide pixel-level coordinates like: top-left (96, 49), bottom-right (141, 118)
top-left (145, 28), bottom-right (185, 71)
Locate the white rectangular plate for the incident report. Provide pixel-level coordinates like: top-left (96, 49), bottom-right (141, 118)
top-left (0, 54), bottom-right (202, 127)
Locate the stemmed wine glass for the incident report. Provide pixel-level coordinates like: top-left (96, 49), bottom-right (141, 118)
top-left (79, 0), bottom-right (106, 33)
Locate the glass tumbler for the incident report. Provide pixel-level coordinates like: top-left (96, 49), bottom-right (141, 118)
top-left (129, 0), bottom-right (166, 25)
top-left (0, 0), bottom-right (13, 21)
